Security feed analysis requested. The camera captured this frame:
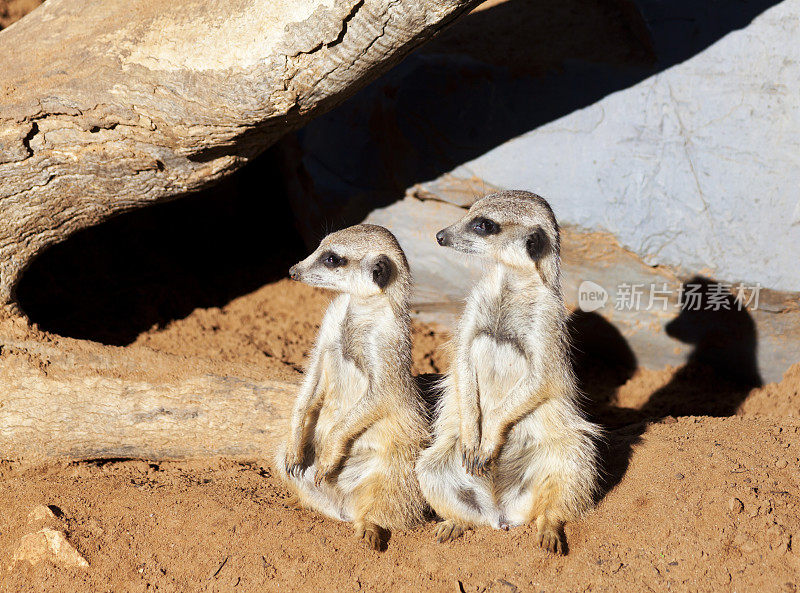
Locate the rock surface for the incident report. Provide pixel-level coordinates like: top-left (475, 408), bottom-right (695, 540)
top-left (449, 0), bottom-right (800, 292)
top-left (10, 528), bottom-right (89, 570)
top-left (286, 0), bottom-right (800, 291)
top-left (283, 0), bottom-right (800, 380)
top-left (366, 182), bottom-right (800, 383)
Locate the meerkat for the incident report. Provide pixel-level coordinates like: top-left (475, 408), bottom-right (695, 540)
top-left (275, 224), bottom-right (428, 550)
top-left (415, 191), bottom-right (601, 554)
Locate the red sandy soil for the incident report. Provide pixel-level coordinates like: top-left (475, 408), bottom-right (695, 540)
top-left (2, 278), bottom-right (800, 593)
top-left (2, 417), bottom-right (799, 593)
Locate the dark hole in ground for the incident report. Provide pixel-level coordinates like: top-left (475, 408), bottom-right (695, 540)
top-left (16, 148), bottom-right (307, 346)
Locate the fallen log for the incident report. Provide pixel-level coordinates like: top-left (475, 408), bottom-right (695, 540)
top-left (0, 336), bottom-right (299, 460)
top-left (0, 0), bottom-right (481, 306)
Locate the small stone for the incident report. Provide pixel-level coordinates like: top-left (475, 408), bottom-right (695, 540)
top-left (775, 459), bottom-right (788, 469)
top-left (27, 505), bottom-right (57, 524)
top-left (728, 497), bottom-right (744, 514)
top-left (675, 473), bottom-right (685, 480)
top-left (661, 415), bottom-right (677, 424)
top-left (10, 528), bottom-right (89, 569)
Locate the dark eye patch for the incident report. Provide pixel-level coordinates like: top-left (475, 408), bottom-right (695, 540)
top-left (470, 217), bottom-right (500, 236)
top-left (320, 251), bottom-right (347, 268)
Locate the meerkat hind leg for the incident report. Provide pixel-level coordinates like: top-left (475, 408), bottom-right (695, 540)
top-left (504, 469), bottom-right (567, 555)
top-left (536, 513), bottom-right (565, 555)
top-left (354, 519), bottom-right (383, 550)
top-left (346, 454), bottom-right (397, 551)
top-left (282, 491), bottom-right (305, 511)
top-left (434, 519), bottom-right (468, 543)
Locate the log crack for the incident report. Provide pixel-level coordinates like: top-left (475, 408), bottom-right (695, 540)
top-left (290, 0), bottom-right (366, 58)
top-left (19, 122), bottom-right (38, 158)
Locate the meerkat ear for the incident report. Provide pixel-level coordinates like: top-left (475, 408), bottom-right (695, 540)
top-left (526, 227), bottom-right (551, 260)
top-left (372, 255), bottom-right (394, 290)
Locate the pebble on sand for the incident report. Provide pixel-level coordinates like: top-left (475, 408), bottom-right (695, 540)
top-left (9, 528), bottom-right (89, 570)
top-left (26, 505), bottom-right (57, 524)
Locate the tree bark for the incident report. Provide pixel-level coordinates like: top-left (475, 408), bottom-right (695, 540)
top-left (1, 368), bottom-right (298, 461)
top-left (0, 332), bottom-right (299, 460)
top-left (0, 0), bottom-right (481, 306)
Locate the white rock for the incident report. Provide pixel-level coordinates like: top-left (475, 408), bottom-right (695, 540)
top-left (26, 505), bottom-right (57, 524)
top-left (9, 528), bottom-right (89, 570)
top-left (454, 1), bottom-right (800, 291)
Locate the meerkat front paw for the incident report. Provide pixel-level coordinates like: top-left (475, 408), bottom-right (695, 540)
top-left (434, 520), bottom-right (466, 543)
top-left (460, 429), bottom-right (484, 475)
top-left (462, 444), bottom-right (496, 476)
top-left (461, 443), bottom-right (480, 475)
top-left (283, 448), bottom-right (305, 478)
top-left (472, 442), bottom-right (499, 476)
top-left (354, 521), bottom-right (383, 551)
top-left (313, 440), bottom-right (342, 485)
top-left (313, 462), bottom-right (336, 486)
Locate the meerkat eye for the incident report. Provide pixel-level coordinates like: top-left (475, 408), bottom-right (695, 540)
top-left (471, 217), bottom-right (500, 235)
top-left (320, 251), bottom-right (347, 268)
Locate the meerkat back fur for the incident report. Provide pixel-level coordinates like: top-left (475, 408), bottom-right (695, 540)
top-left (275, 224), bottom-right (428, 550)
top-left (415, 191), bottom-right (600, 554)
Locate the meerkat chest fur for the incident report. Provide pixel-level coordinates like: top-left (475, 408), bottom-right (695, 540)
top-left (465, 266), bottom-right (559, 412)
top-left (315, 295), bottom-right (407, 436)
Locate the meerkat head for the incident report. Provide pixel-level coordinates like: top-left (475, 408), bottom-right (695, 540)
top-left (289, 224), bottom-right (410, 301)
top-left (435, 190), bottom-right (561, 286)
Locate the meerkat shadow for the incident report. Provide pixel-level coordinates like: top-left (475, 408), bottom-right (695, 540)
top-left (640, 276), bottom-right (762, 419)
top-left (567, 310), bottom-right (644, 501)
top-left (375, 526), bottom-right (392, 552)
top-left (568, 310), bottom-right (639, 426)
top-left (571, 278), bottom-right (764, 501)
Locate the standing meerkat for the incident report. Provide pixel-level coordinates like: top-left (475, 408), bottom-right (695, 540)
top-left (275, 224), bottom-right (428, 550)
top-left (415, 191), bottom-right (600, 554)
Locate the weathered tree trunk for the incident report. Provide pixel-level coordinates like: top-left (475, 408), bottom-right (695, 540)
top-left (0, 328), bottom-right (299, 460)
top-left (2, 372), bottom-right (297, 461)
top-left (1, 363), bottom-right (297, 460)
top-left (0, 0), bottom-right (481, 307)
